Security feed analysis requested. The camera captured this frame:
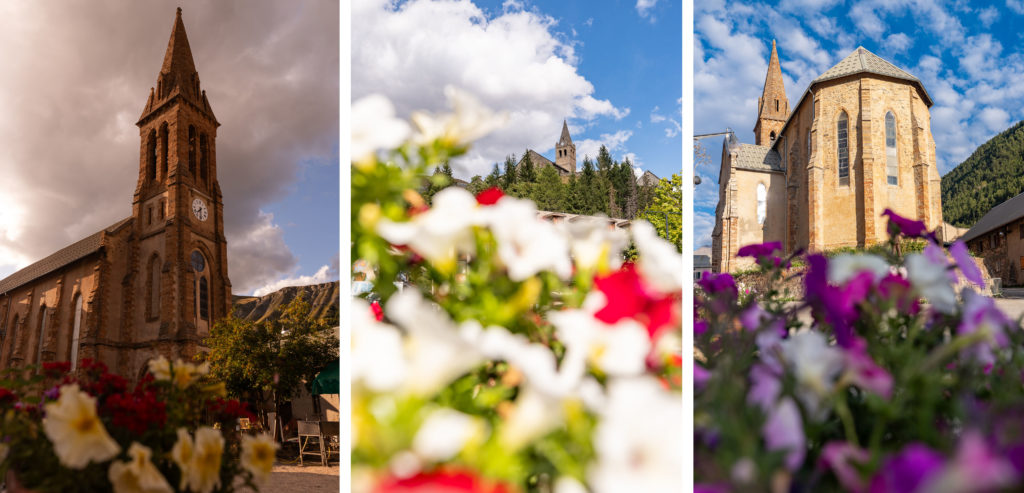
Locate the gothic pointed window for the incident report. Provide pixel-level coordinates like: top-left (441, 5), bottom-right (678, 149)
top-left (147, 130), bottom-right (157, 181)
top-left (806, 130), bottom-right (811, 160)
top-left (837, 111), bottom-right (849, 184)
top-left (199, 277), bottom-right (209, 320)
top-left (6, 314), bottom-right (17, 364)
top-left (770, 131), bottom-right (776, 143)
top-left (756, 183), bottom-right (767, 225)
top-left (160, 123), bottom-right (169, 178)
top-left (147, 254), bottom-right (161, 321)
top-left (188, 125), bottom-right (197, 175)
top-left (885, 112), bottom-right (898, 185)
top-left (200, 134), bottom-right (208, 184)
top-left (71, 295), bottom-right (83, 370)
top-left (36, 305), bottom-right (48, 364)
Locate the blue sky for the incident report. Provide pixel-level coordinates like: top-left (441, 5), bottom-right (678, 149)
top-left (353, 0), bottom-right (681, 181)
top-left (694, 0), bottom-right (1024, 248)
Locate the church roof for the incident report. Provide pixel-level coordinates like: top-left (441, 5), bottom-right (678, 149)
top-left (961, 192), bottom-right (1024, 243)
top-left (732, 143), bottom-right (783, 172)
top-left (815, 47), bottom-right (919, 85)
top-left (758, 40), bottom-right (788, 121)
top-left (520, 149), bottom-right (569, 174)
top-left (0, 217), bottom-right (132, 295)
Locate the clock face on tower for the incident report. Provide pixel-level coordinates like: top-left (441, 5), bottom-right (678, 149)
top-left (192, 198), bottom-right (209, 222)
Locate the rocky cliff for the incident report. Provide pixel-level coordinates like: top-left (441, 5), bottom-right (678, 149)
top-left (232, 281), bottom-right (339, 324)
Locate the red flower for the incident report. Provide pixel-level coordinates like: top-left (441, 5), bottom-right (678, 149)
top-left (42, 361), bottom-right (71, 378)
top-left (370, 301), bottom-right (384, 322)
top-left (208, 397), bottom-right (256, 424)
top-left (375, 469), bottom-right (516, 493)
top-left (0, 388), bottom-right (17, 404)
top-left (102, 389), bottom-right (166, 435)
top-left (475, 187), bottom-right (504, 206)
top-left (593, 263), bottom-right (679, 340)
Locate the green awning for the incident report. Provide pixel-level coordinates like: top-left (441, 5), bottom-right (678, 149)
top-left (311, 358), bottom-right (340, 395)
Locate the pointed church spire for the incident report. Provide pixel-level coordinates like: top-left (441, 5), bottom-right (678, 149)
top-left (139, 8), bottom-right (216, 125)
top-left (558, 119), bottom-right (572, 145)
top-left (754, 40), bottom-right (790, 146)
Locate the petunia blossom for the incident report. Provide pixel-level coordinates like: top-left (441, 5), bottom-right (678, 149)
top-left (950, 240), bottom-right (984, 288)
top-left (592, 263), bottom-right (678, 341)
top-left (737, 241), bottom-right (784, 267)
top-left (762, 397), bottom-right (805, 471)
top-left (820, 441), bottom-right (871, 492)
top-left (843, 337), bottom-right (893, 399)
top-left (108, 442), bottom-right (173, 493)
top-left (905, 251), bottom-right (957, 314)
top-left (882, 208), bottom-right (936, 241)
top-left (957, 290), bottom-right (1013, 368)
top-left (869, 443), bottom-right (945, 493)
top-left (42, 383), bottom-right (121, 469)
top-left (922, 432), bottom-right (1017, 493)
top-left (410, 86), bottom-right (508, 148)
top-left (240, 434), bottom-right (278, 485)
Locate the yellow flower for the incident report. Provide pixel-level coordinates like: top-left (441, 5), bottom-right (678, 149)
top-left (241, 434), bottom-right (278, 484)
top-left (108, 442), bottom-right (173, 493)
top-left (42, 384), bottom-right (120, 469)
top-left (147, 356), bottom-right (171, 381)
top-left (190, 427), bottom-right (224, 493)
top-left (169, 428), bottom-right (194, 490)
top-left (149, 357), bottom-right (208, 389)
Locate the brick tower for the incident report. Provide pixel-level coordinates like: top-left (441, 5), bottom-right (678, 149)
top-left (132, 8), bottom-right (231, 361)
top-left (555, 120), bottom-right (577, 174)
top-left (754, 40), bottom-right (789, 146)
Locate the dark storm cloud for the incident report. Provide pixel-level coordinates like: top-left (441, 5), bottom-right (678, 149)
top-left (0, 1), bottom-right (338, 294)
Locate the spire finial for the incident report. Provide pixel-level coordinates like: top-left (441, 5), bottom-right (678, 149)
top-left (177, 7), bottom-right (182, 16)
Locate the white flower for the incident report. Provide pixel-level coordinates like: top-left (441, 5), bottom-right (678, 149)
top-left (588, 377), bottom-right (682, 493)
top-left (108, 442), bottom-right (173, 493)
top-left (631, 221), bottom-right (683, 294)
top-left (566, 216), bottom-right (629, 274)
top-left (412, 408), bottom-right (484, 461)
top-left (376, 187), bottom-right (481, 273)
top-left (148, 356), bottom-right (207, 389)
top-left (351, 298), bottom-right (407, 393)
top-left (352, 94), bottom-right (411, 163)
top-left (483, 195), bottom-right (572, 280)
top-left (42, 384), bottom-right (121, 469)
top-left (828, 254), bottom-right (891, 284)
top-left (779, 330), bottom-right (844, 418)
top-left (384, 290), bottom-right (484, 396)
top-left (173, 427), bottom-right (224, 493)
top-left (147, 356), bottom-right (171, 381)
top-left (906, 252), bottom-right (957, 314)
top-left (554, 476), bottom-right (589, 493)
top-left (549, 309), bottom-right (650, 379)
top-left (241, 434), bottom-right (278, 485)
top-left (411, 86), bottom-right (507, 147)
top-left (498, 386), bottom-right (566, 450)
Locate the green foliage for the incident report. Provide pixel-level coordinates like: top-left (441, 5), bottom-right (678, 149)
top-left (942, 119), bottom-right (1024, 227)
top-left (502, 154), bottom-right (518, 189)
top-left (467, 175), bottom-right (486, 196)
top-left (639, 173), bottom-right (682, 251)
top-left (205, 295), bottom-right (338, 414)
top-left (422, 163), bottom-right (454, 205)
top-left (532, 165), bottom-right (565, 211)
top-left (518, 150), bottom-right (537, 183)
top-left (485, 163), bottom-right (501, 188)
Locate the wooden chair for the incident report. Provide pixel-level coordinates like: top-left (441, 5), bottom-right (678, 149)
top-left (297, 420), bottom-right (327, 466)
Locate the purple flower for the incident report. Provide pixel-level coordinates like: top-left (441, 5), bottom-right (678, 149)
top-left (695, 363), bottom-right (711, 390)
top-left (950, 240), bottom-right (984, 288)
top-left (878, 272), bottom-right (920, 314)
top-left (737, 241), bottom-right (784, 267)
top-left (43, 385), bottom-right (60, 401)
top-left (805, 254), bottom-right (872, 348)
top-left (763, 397), bottom-right (805, 471)
top-left (747, 363), bottom-right (782, 412)
top-left (820, 441), bottom-right (871, 492)
top-left (869, 443), bottom-right (945, 493)
top-left (958, 290), bottom-right (1013, 368)
top-left (844, 337), bottom-right (893, 399)
top-left (882, 209), bottom-right (936, 241)
top-left (926, 432), bottom-right (1018, 492)
top-left (698, 271), bottom-right (737, 297)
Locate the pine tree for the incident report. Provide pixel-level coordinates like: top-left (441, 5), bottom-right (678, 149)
top-left (624, 159), bottom-right (639, 219)
top-left (502, 154), bottom-right (517, 190)
top-left (421, 163), bottom-right (453, 205)
top-left (533, 165), bottom-right (565, 211)
top-left (485, 163), bottom-right (501, 188)
top-left (467, 175), bottom-right (486, 196)
top-left (597, 145), bottom-right (614, 173)
top-left (518, 150), bottom-right (537, 183)
top-left (640, 173), bottom-right (682, 251)
top-left (565, 173), bottom-right (584, 214)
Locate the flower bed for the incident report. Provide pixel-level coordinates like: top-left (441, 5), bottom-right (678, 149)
top-left (696, 212), bottom-right (1024, 492)
top-left (0, 358), bottom-right (276, 492)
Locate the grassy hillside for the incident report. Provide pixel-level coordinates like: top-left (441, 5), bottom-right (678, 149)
top-left (231, 281), bottom-right (339, 325)
top-left (942, 120), bottom-right (1024, 228)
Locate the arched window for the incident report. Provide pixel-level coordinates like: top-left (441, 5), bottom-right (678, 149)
top-left (885, 112), bottom-right (898, 185)
top-left (806, 130), bottom-right (811, 160)
top-left (71, 295), bottom-right (83, 370)
top-left (191, 250), bottom-right (210, 324)
top-left (7, 314), bottom-right (17, 364)
top-left (160, 123), bottom-right (169, 178)
top-left (200, 134), bottom-right (208, 183)
top-left (36, 305), bottom-right (48, 364)
top-left (837, 111), bottom-right (849, 184)
top-left (188, 125), bottom-right (197, 175)
top-left (756, 183), bottom-right (767, 225)
top-left (147, 130), bottom-right (157, 181)
top-left (147, 254), bottom-right (161, 320)
top-left (775, 100), bottom-right (779, 112)
top-left (769, 131), bottom-right (776, 142)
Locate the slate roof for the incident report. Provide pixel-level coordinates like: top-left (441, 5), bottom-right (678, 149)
top-left (732, 143), bottom-right (783, 172)
top-left (961, 192), bottom-right (1024, 243)
top-left (0, 217), bottom-right (132, 295)
top-left (520, 149), bottom-right (569, 174)
top-left (815, 47), bottom-right (920, 86)
top-left (695, 255), bottom-right (712, 269)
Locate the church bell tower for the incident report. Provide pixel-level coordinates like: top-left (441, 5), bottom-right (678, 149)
top-left (132, 8), bottom-right (231, 359)
top-left (754, 40), bottom-right (789, 146)
top-left (555, 120), bottom-right (577, 174)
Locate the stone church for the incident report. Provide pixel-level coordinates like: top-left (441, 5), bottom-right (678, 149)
top-left (712, 41), bottom-right (944, 272)
top-left (517, 120), bottom-right (578, 177)
top-left (0, 9), bottom-right (231, 380)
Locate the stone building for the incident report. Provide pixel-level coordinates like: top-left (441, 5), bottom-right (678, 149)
top-left (962, 192), bottom-right (1024, 285)
top-left (518, 120), bottom-right (578, 177)
top-left (0, 9), bottom-right (231, 380)
top-left (712, 41), bottom-right (944, 272)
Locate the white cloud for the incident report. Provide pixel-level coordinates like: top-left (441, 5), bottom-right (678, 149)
top-left (352, 0), bottom-right (627, 178)
top-left (636, 0), bottom-right (658, 20)
top-left (978, 6), bottom-right (998, 27)
top-left (1008, 0), bottom-right (1024, 15)
top-left (885, 33), bottom-right (912, 53)
top-left (979, 107), bottom-right (1010, 133)
top-left (252, 263), bottom-right (337, 297)
top-left (650, 105), bottom-right (682, 137)
top-left (576, 130), bottom-right (633, 161)
top-left (694, 211), bottom-right (715, 249)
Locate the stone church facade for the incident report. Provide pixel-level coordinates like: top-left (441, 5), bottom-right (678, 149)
top-left (517, 120), bottom-right (578, 177)
top-left (0, 9), bottom-right (231, 380)
top-left (712, 41), bottom-right (944, 272)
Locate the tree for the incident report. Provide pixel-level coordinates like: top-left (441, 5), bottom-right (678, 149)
top-left (518, 150), bottom-right (537, 183)
top-left (422, 163), bottom-right (454, 205)
top-left (502, 154), bottom-right (517, 190)
top-left (564, 173), bottom-right (585, 214)
top-left (533, 165), bottom-right (565, 211)
top-left (485, 163), bottom-right (501, 188)
top-left (205, 295), bottom-right (338, 424)
top-left (596, 145), bottom-right (614, 173)
top-left (639, 173), bottom-right (682, 251)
